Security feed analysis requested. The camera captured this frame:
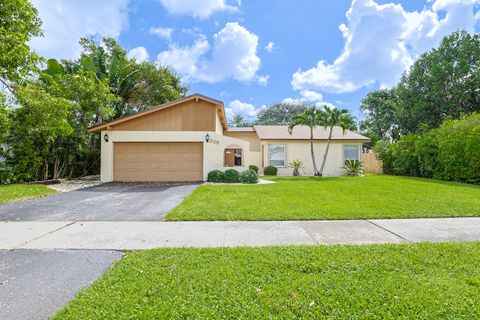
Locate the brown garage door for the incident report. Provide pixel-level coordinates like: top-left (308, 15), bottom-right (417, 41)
top-left (114, 142), bottom-right (203, 182)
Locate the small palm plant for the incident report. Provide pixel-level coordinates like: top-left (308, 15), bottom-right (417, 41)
top-left (288, 159), bottom-right (305, 176)
top-left (343, 160), bottom-right (364, 176)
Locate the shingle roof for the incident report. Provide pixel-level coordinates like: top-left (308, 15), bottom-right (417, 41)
top-left (253, 125), bottom-right (370, 141)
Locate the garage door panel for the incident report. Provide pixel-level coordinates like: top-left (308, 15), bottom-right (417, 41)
top-left (114, 142), bottom-right (203, 182)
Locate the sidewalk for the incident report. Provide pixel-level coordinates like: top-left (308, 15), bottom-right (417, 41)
top-left (2, 218), bottom-right (480, 250)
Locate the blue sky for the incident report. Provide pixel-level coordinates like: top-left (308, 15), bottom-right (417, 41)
top-left (30, 0), bottom-right (480, 122)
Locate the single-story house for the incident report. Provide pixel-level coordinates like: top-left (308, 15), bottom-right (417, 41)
top-left (88, 94), bottom-right (370, 182)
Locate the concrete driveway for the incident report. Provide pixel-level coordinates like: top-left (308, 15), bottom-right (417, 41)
top-left (0, 183), bottom-right (199, 222)
top-left (0, 249), bottom-right (122, 320)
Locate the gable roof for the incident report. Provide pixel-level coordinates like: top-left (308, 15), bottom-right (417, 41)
top-left (88, 93), bottom-right (227, 133)
top-left (253, 125), bottom-right (370, 141)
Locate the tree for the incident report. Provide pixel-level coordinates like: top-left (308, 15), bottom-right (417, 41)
top-left (0, 95), bottom-right (10, 143)
top-left (7, 83), bottom-right (72, 181)
top-left (317, 106), bottom-right (356, 176)
top-left (288, 107), bottom-right (323, 176)
top-left (62, 37), bottom-right (188, 118)
top-left (228, 114), bottom-right (250, 127)
top-left (0, 0), bottom-right (42, 91)
top-left (396, 31), bottom-right (480, 133)
top-left (256, 102), bottom-right (309, 125)
top-left (359, 88), bottom-right (401, 143)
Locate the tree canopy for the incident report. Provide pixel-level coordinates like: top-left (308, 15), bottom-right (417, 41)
top-left (0, 0), bottom-right (42, 88)
top-left (256, 102), bottom-right (309, 125)
top-left (361, 31), bottom-right (480, 141)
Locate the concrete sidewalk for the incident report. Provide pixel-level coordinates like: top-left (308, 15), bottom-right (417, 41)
top-left (2, 218), bottom-right (480, 250)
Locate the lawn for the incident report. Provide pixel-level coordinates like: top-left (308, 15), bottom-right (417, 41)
top-left (56, 242), bottom-right (480, 319)
top-left (166, 175), bottom-right (480, 220)
top-left (0, 183), bottom-right (56, 205)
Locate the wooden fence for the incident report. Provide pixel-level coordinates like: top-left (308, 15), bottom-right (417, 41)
top-left (362, 152), bottom-right (383, 174)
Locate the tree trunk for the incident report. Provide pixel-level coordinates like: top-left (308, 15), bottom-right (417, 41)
top-left (44, 157), bottom-right (49, 181)
top-left (319, 126), bottom-right (334, 176)
top-left (310, 127), bottom-right (320, 176)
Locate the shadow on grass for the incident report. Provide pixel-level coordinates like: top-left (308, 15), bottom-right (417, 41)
top-left (384, 174), bottom-right (480, 190)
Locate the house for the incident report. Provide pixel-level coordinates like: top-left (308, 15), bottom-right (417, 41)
top-left (88, 94), bottom-right (370, 182)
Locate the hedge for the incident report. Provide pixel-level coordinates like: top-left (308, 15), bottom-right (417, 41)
top-left (378, 113), bottom-right (480, 184)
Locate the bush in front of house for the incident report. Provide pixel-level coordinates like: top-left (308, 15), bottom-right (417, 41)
top-left (224, 169), bottom-right (240, 183)
top-left (263, 165), bottom-right (277, 176)
top-left (248, 165), bottom-right (259, 173)
top-left (207, 170), bottom-right (225, 183)
top-left (240, 169), bottom-right (258, 184)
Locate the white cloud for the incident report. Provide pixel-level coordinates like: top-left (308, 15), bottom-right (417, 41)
top-left (149, 27), bottom-right (173, 40)
top-left (264, 41), bottom-right (275, 52)
top-left (292, 0), bottom-right (480, 94)
top-left (158, 0), bottom-right (238, 19)
top-left (127, 47), bottom-right (149, 62)
top-left (281, 97), bottom-right (308, 105)
top-left (226, 99), bottom-right (259, 120)
top-left (157, 22), bottom-right (261, 83)
top-left (29, 0), bottom-right (129, 59)
top-left (256, 74), bottom-right (270, 86)
top-left (300, 90), bottom-right (323, 102)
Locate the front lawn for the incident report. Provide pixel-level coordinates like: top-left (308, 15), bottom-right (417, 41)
top-left (56, 242), bottom-right (480, 319)
top-left (0, 184), bottom-right (56, 205)
top-left (166, 175), bottom-right (480, 220)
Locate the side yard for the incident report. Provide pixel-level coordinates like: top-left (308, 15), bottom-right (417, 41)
top-left (0, 184), bottom-right (56, 205)
top-left (56, 242), bottom-right (480, 319)
top-left (166, 175), bottom-right (480, 221)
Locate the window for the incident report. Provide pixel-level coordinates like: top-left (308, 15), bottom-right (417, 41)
top-left (268, 144), bottom-right (285, 167)
top-left (344, 145), bottom-right (360, 161)
top-left (224, 148), bottom-right (243, 167)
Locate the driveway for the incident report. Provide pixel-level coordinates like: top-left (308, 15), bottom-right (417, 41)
top-left (0, 249), bottom-right (122, 320)
top-left (0, 183), bottom-right (199, 222)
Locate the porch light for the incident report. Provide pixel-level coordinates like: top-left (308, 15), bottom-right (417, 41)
top-left (205, 133), bottom-right (210, 143)
top-left (103, 133), bottom-right (109, 142)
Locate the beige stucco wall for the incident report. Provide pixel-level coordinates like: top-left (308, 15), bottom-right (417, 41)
top-left (261, 140), bottom-right (363, 176)
top-left (223, 131), bottom-right (261, 152)
top-left (100, 130), bottom-right (252, 182)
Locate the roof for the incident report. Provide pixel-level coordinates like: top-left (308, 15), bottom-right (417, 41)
top-left (225, 127), bottom-right (256, 132)
top-left (88, 93), bottom-right (227, 133)
top-left (253, 125), bottom-right (370, 141)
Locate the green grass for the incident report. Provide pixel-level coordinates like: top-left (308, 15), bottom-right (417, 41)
top-left (56, 242), bottom-right (480, 319)
top-left (166, 175), bottom-right (480, 220)
top-left (0, 183), bottom-right (56, 205)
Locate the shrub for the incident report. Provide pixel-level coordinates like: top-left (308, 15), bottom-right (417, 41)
top-left (240, 169), bottom-right (258, 184)
top-left (207, 170), bottom-right (225, 183)
top-left (264, 165), bottom-right (277, 176)
top-left (384, 113), bottom-right (480, 184)
top-left (224, 169), bottom-right (240, 183)
top-left (343, 160), bottom-right (364, 176)
top-left (248, 165), bottom-right (258, 173)
top-left (288, 159), bottom-right (304, 176)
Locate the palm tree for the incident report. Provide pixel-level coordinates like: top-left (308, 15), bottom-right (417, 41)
top-left (229, 113), bottom-right (248, 127)
top-left (288, 107), bottom-right (322, 176)
top-left (317, 105), bottom-right (356, 176)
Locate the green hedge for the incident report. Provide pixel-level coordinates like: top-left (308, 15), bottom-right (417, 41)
top-left (378, 113), bottom-right (480, 184)
top-left (263, 166), bottom-right (277, 176)
top-left (240, 169), bottom-right (258, 184)
top-left (207, 170), bottom-right (225, 183)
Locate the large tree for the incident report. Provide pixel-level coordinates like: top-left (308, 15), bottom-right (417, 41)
top-left (359, 88), bottom-right (400, 144)
top-left (60, 37), bottom-right (188, 118)
top-left (7, 83), bottom-right (73, 181)
top-left (0, 0), bottom-right (42, 90)
top-left (257, 102), bottom-right (309, 125)
top-left (396, 31), bottom-right (480, 133)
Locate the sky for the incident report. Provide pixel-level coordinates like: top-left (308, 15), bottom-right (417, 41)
top-left (29, 0), bottom-right (480, 122)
